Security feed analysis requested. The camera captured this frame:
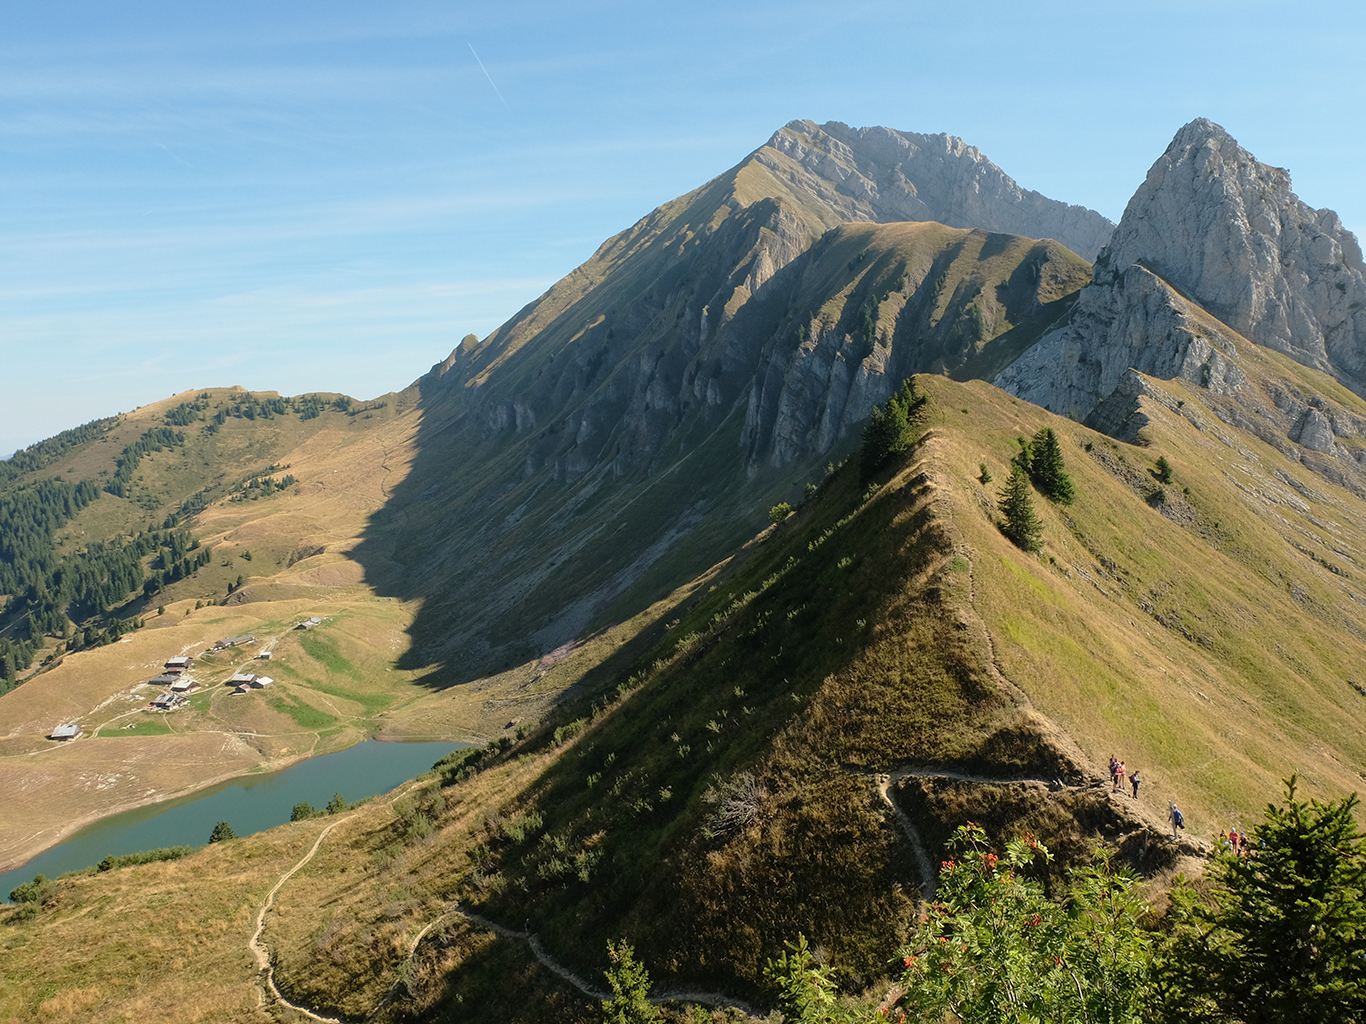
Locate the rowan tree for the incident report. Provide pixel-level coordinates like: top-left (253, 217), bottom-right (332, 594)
top-left (897, 824), bottom-right (1151, 1024)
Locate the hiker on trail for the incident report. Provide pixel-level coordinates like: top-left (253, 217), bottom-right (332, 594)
top-left (1130, 769), bottom-right (1141, 798)
top-left (1169, 803), bottom-right (1185, 838)
top-left (1110, 756), bottom-right (1119, 789)
top-left (1115, 762), bottom-right (1126, 794)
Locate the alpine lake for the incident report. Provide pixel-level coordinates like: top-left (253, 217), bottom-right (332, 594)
top-left (1, 739), bottom-right (465, 898)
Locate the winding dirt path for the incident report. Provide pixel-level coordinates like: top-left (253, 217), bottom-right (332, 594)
top-left (871, 766), bottom-right (1110, 901)
top-left (370, 902), bottom-right (764, 1019)
top-left (251, 815), bottom-right (358, 1022)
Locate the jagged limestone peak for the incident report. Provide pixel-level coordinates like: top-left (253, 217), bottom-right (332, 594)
top-left (1093, 117), bottom-right (1366, 387)
top-left (996, 117), bottom-right (1366, 496)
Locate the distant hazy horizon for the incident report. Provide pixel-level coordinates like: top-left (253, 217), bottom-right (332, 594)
top-left (4, 0), bottom-right (1364, 457)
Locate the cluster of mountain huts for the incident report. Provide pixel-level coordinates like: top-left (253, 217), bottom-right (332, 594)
top-left (46, 620), bottom-right (324, 739)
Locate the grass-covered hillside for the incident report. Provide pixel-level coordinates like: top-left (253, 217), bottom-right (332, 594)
top-left (0, 384), bottom-right (571, 873)
top-left (7, 361), bottom-right (1364, 1023)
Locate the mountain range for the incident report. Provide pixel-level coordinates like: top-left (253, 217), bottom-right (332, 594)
top-left (2, 116), bottom-right (1366, 1024)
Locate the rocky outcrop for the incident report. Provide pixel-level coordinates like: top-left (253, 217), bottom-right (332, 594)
top-left (1097, 119), bottom-right (1366, 387)
top-left (761, 121), bottom-right (1115, 260)
top-left (995, 263), bottom-right (1247, 420)
top-left (998, 119), bottom-right (1366, 419)
top-left (995, 119), bottom-right (1366, 497)
top-left (737, 223), bottom-right (1090, 472)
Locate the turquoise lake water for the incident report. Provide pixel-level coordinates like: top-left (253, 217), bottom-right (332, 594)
top-left (1, 739), bottom-right (463, 899)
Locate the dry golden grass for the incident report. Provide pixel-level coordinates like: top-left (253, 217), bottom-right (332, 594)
top-left (0, 388), bottom-right (459, 871)
top-left (0, 822), bottom-right (321, 1024)
top-left (918, 369), bottom-right (1366, 834)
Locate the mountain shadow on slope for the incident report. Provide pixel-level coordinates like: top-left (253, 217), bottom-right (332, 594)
top-left (350, 211), bottom-right (1091, 689)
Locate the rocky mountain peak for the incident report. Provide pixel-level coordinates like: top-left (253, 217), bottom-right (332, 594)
top-left (1093, 117), bottom-right (1366, 384)
top-left (996, 117), bottom-right (1366, 497)
top-left (757, 120), bottom-right (1115, 260)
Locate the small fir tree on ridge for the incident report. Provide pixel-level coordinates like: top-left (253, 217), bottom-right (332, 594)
top-left (999, 464), bottom-right (1043, 552)
top-left (860, 377), bottom-right (922, 478)
top-left (1029, 427), bottom-right (1075, 503)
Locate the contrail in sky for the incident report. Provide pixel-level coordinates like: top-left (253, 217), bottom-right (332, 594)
top-left (468, 43), bottom-right (511, 112)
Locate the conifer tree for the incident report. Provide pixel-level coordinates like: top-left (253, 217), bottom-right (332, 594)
top-left (208, 820), bottom-right (236, 843)
top-left (999, 464), bottom-right (1043, 551)
top-left (601, 941), bottom-right (660, 1024)
top-left (860, 378), bottom-right (920, 478)
top-left (1155, 776), bottom-right (1366, 1023)
top-left (1030, 427), bottom-right (1075, 504)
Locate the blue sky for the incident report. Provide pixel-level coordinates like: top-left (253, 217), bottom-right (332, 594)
top-left (4, 1), bottom-right (1364, 457)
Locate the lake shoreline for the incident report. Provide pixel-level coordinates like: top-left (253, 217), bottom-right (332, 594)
top-left (0, 749), bottom-right (314, 877)
top-left (0, 731), bottom-right (469, 880)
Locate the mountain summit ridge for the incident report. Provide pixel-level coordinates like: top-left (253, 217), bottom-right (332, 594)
top-left (371, 121), bottom-right (1101, 675)
top-left (757, 119), bottom-right (1115, 260)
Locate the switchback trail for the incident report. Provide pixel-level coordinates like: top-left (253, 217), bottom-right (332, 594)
top-left (251, 777), bottom-right (427, 1023)
top-left (871, 766), bottom-right (1104, 901)
top-left (252, 764), bottom-right (1176, 1021)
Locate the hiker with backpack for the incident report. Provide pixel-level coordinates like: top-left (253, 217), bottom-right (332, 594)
top-left (1129, 769), bottom-right (1140, 798)
top-left (1169, 803), bottom-right (1185, 838)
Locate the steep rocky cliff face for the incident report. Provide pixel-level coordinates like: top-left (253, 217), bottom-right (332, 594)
top-left (355, 124), bottom-right (1100, 678)
top-left (996, 118), bottom-right (1366, 494)
top-left (737, 222), bottom-right (1087, 472)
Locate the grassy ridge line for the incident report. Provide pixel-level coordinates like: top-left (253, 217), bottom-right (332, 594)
top-left (260, 397), bottom-right (1064, 1018)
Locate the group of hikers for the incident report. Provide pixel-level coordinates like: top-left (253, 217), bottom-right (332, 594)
top-left (1109, 755), bottom-right (1140, 798)
top-left (1110, 754), bottom-right (1189, 839)
top-left (1218, 827), bottom-right (1255, 858)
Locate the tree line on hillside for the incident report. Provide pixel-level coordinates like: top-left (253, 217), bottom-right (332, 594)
top-left (1, 508), bottom-right (212, 678)
top-left (604, 778), bottom-right (1365, 1024)
top-left (0, 414), bottom-right (120, 486)
top-left (202, 391), bottom-right (371, 432)
top-left (228, 468), bottom-right (297, 502)
top-left (162, 393), bottom-right (212, 426)
top-left (0, 637), bottom-right (37, 696)
top-left (0, 478), bottom-right (104, 596)
top-left (20, 529), bottom-right (210, 637)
